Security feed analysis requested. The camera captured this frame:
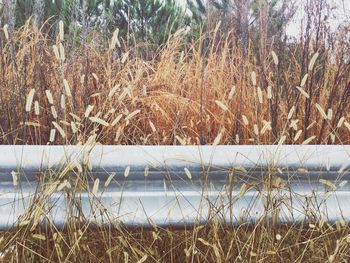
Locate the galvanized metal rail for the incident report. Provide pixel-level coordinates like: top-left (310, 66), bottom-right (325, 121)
top-left (0, 145), bottom-right (350, 229)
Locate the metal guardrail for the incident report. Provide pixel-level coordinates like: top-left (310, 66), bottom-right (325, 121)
top-left (0, 145), bottom-right (350, 229)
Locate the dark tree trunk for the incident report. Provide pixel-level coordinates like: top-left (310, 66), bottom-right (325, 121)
top-left (33, 0), bottom-right (45, 28)
top-left (2, 0), bottom-right (16, 31)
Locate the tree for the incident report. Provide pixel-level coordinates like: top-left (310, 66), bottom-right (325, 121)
top-left (1, 0), bottom-right (16, 31)
top-left (33, 0), bottom-right (45, 27)
top-left (105, 0), bottom-right (186, 44)
top-left (186, 0), bottom-right (295, 46)
top-left (7, 0), bottom-right (187, 45)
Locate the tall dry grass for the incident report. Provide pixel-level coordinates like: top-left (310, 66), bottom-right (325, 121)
top-left (1, 21), bottom-right (350, 146)
top-left (1, 20), bottom-right (350, 262)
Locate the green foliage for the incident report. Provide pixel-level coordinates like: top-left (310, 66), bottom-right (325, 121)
top-left (11, 0), bottom-right (187, 45)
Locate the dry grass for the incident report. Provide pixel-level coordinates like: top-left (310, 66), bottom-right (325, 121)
top-left (1, 160), bottom-right (350, 263)
top-left (0, 22), bottom-right (350, 146)
top-left (1, 21), bottom-right (350, 262)
top-left (2, 223), bottom-right (350, 262)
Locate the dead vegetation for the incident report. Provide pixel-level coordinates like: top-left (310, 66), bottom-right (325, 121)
top-left (0, 19), bottom-right (350, 146)
top-left (1, 12), bottom-right (350, 262)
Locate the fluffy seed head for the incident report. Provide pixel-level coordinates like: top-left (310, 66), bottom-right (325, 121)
top-left (228, 85), bottom-right (236, 100)
top-left (84, 105), bottom-right (94, 118)
top-left (92, 178), bottom-right (99, 196)
top-left (45, 90), bottom-right (54, 104)
top-left (296, 86), bottom-right (310, 99)
top-left (59, 20), bottom-right (64, 41)
top-left (124, 166), bottom-right (130, 177)
top-left (110, 28), bottom-right (121, 50)
top-left (253, 124), bottom-right (259, 136)
top-left (59, 43), bottom-right (65, 62)
top-left (260, 121), bottom-right (271, 134)
top-left (25, 89), bottom-right (35, 112)
top-left (309, 52), bottom-right (319, 71)
top-left (251, 71), bottom-right (257, 86)
top-left (337, 117), bottom-right (345, 128)
top-left (63, 79), bottom-right (72, 97)
top-left (49, 129), bottom-right (56, 142)
top-left (242, 115), bottom-right (249, 125)
top-left (294, 130), bottom-right (302, 141)
top-left (302, 136), bottom-right (316, 145)
top-left (34, 101), bottom-right (40, 115)
top-left (51, 106), bottom-right (58, 119)
top-left (89, 117), bottom-right (110, 127)
top-left (125, 110), bottom-right (141, 121)
top-left (300, 74), bottom-right (308, 87)
top-left (52, 122), bottom-right (66, 138)
top-left (111, 114), bottom-right (123, 127)
top-left (287, 106), bottom-right (295, 120)
top-left (3, 24), bottom-right (9, 40)
top-left (215, 100), bottom-right (228, 111)
top-left (60, 94), bottom-right (65, 109)
top-left (184, 168), bottom-right (192, 179)
top-left (271, 51), bottom-right (278, 65)
top-left (149, 121), bottom-right (156, 133)
top-left (53, 45), bottom-right (60, 61)
top-left (105, 173), bottom-right (116, 187)
top-left (315, 103), bottom-right (328, 120)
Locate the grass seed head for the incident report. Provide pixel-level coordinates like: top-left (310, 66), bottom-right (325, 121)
top-left (59, 20), bottom-right (64, 41)
top-left (25, 89), bottom-right (35, 112)
top-left (84, 105), bottom-right (94, 118)
top-left (34, 101), bottom-right (40, 115)
top-left (251, 71), bottom-right (257, 86)
top-left (215, 100), bottom-right (228, 111)
top-left (184, 168), bottom-right (192, 179)
top-left (3, 24), bottom-right (9, 40)
top-left (271, 50), bottom-right (279, 65)
top-left (51, 106), bottom-right (58, 119)
top-left (52, 122), bottom-right (66, 138)
top-left (337, 117), bottom-right (345, 128)
top-left (53, 45), bottom-right (60, 60)
top-left (89, 117), bottom-right (110, 127)
top-left (92, 178), bottom-right (100, 196)
top-left (309, 52), bottom-right (319, 71)
top-left (63, 79), bottom-right (72, 97)
top-left (59, 43), bottom-right (65, 61)
top-left (296, 86), bottom-right (310, 99)
top-left (302, 135), bottom-right (316, 145)
top-left (300, 74), bottom-right (308, 87)
top-left (242, 115), bottom-right (249, 125)
top-left (294, 130), bottom-right (302, 141)
top-left (45, 90), bottom-right (54, 104)
top-left (315, 103), bottom-right (328, 119)
top-left (124, 166), bottom-right (130, 177)
top-left (49, 128), bottom-right (56, 142)
top-left (287, 106), bottom-right (295, 120)
top-left (228, 85), bottom-right (236, 100)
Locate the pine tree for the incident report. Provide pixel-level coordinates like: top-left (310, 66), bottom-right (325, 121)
top-left (108, 0), bottom-right (186, 44)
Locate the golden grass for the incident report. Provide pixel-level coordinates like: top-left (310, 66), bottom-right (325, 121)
top-left (0, 22), bottom-right (349, 145)
top-left (1, 223), bottom-right (350, 262)
top-left (1, 21), bottom-right (350, 262)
